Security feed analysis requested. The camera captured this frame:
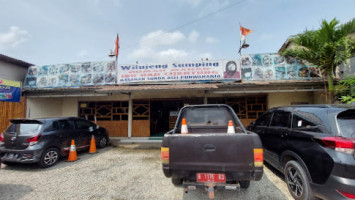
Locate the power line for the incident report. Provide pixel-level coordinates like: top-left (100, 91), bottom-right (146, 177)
top-left (121, 0), bottom-right (249, 51)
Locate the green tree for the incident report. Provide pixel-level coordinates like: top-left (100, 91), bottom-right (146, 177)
top-left (337, 76), bottom-right (355, 104)
top-left (281, 18), bottom-right (355, 103)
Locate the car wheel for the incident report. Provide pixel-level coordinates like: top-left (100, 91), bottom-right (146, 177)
top-left (39, 148), bottom-right (60, 168)
top-left (96, 136), bottom-right (108, 148)
top-left (239, 180), bottom-right (250, 189)
top-left (285, 160), bottom-right (314, 200)
top-left (172, 177), bottom-right (183, 187)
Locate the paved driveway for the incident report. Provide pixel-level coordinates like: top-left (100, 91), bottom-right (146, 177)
top-left (0, 145), bottom-right (293, 200)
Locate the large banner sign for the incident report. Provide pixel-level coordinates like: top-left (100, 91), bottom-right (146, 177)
top-left (23, 55), bottom-right (321, 89)
top-left (0, 79), bottom-right (21, 102)
top-left (241, 54), bottom-right (321, 80)
top-left (24, 61), bottom-right (116, 88)
top-left (117, 60), bottom-right (241, 84)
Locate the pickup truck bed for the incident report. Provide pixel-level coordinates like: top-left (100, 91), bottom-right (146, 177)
top-left (161, 104), bottom-right (263, 194)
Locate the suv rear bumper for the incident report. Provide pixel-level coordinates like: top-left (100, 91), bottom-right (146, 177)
top-left (0, 148), bottom-right (43, 164)
top-left (311, 175), bottom-right (355, 200)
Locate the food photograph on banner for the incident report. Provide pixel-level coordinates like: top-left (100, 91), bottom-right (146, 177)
top-left (241, 54), bottom-right (321, 81)
top-left (24, 61), bottom-right (116, 88)
top-left (117, 60), bottom-right (241, 84)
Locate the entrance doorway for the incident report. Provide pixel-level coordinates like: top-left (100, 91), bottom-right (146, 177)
top-left (150, 100), bottom-right (184, 137)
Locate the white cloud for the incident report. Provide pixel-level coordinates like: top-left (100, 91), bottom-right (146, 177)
top-left (77, 50), bottom-right (89, 58)
top-left (0, 26), bottom-right (30, 48)
top-left (159, 49), bottom-right (188, 59)
top-left (188, 30), bottom-right (200, 43)
top-left (205, 36), bottom-right (218, 44)
top-left (140, 30), bottom-right (185, 48)
top-left (128, 30), bottom-right (194, 63)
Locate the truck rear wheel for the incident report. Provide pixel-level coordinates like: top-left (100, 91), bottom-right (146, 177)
top-left (239, 180), bottom-right (250, 189)
top-left (172, 177), bottom-right (183, 187)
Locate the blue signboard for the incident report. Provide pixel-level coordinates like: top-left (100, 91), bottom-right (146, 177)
top-left (0, 79), bottom-right (21, 102)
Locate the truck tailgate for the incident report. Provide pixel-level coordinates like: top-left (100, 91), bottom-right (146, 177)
top-left (167, 133), bottom-right (257, 172)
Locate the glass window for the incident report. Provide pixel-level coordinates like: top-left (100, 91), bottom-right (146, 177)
top-left (182, 107), bottom-right (234, 126)
top-left (270, 112), bottom-right (291, 128)
top-left (292, 115), bottom-right (316, 129)
top-left (75, 120), bottom-right (94, 130)
top-left (176, 106), bottom-right (243, 134)
top-left (255, 113), bottom-right (272, 126)
top-left (337, 110), bottom-right (355, 138)
top-left (58, 120), bottom-right (74, 130)
top-left (5, 123), bottom-right (41, 135)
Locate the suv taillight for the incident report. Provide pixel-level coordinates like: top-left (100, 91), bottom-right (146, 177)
top-left (26, 133), bottom-right (42, 146)
top-left (319, 137), bottom-right (355, 154)
top-left (0, 133), bottom-right (3, 142)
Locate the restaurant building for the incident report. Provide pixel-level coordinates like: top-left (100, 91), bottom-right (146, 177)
top-left (23, 54), bottom-right (326, 138)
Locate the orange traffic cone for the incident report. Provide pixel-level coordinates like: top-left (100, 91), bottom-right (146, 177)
top-left (89, 135), bottom-right (97, 154)
top-left (181, 118), bottom-right (188, 134)
top-left (227, 120), bottom-right (235, 134)
top-left (67, 139), bottom-right (78, 162)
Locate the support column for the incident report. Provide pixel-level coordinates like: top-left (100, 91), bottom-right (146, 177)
top-left (128, 93), bottom-right (133, 138)
top-left (204, 91), bottom-right (208, 104)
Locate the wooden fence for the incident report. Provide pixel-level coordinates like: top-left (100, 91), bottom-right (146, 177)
top-left (0, 97), bottom-right (26, 133)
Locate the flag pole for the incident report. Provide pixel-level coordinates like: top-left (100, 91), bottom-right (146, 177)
top-left (239, 23), bottom-right (242, 56)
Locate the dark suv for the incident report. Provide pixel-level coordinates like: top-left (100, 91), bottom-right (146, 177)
top-left (0, 117), bottom-right (109, 168)
top-left (248, 105), bottom-right (355, 200)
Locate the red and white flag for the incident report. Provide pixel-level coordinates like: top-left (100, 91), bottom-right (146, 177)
top-left (240, 26), bottom-right (252, 42)
top-left (114, 34), bottom-right (119, 58)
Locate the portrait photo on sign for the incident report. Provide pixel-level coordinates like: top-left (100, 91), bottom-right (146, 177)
top-left (223, 61), bottom-right (240, 79)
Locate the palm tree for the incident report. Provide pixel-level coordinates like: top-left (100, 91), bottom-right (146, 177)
top-left (281, 18), bottom-right (355, 103)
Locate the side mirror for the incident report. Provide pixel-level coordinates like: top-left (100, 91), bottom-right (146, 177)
top-left (247, 121), bottom-right (256, 131)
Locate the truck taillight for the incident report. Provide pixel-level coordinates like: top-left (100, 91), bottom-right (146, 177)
top-left (318, 137), bottom-right (355, 154)
top-left (254, 148), bottom-right (263, 167)
top-left (26, 133), bottom-right (41, 146)
top-left (0, 133), bottom-right (3, 142)
top-left (161, 147), bottom-right (169, 164)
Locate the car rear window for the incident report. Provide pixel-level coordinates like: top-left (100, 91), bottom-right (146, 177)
top-left (337, 110), bottom-right (355, 138)
top-left (5, 123), bottom-right (42, 135)
top-left (176, 106), bottom-right (243, 133)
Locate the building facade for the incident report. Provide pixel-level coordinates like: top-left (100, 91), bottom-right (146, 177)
top-left (23, 55), bottom-right (326, 138)
top-left (0, 54), bottom-right (32, 132)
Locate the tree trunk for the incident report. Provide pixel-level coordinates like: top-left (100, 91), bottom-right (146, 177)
top-left (327, 75), bottom-right (335, 104)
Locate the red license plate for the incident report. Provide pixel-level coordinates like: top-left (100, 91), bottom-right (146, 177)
top-left (196, 173), bottom-right (226, 183)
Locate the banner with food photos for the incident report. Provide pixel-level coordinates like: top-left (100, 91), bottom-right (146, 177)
top-left (24, 61), bottom-right (116, 88)
top-left (241, 54), bottom-right (321, 80)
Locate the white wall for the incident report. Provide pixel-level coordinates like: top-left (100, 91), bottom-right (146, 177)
top-left (0, 60), bottom-right (28, 82)
top-left (268, 92), bottom-right (314, 108)
top-left (27, 98), bottom-right (63, 118)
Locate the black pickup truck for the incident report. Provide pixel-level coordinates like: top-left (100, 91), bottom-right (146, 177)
top-left (161, 104), bottom-right (263, 198)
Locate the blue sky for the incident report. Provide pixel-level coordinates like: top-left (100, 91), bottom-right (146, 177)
top-left (0, 0), bottom-right (354, 66)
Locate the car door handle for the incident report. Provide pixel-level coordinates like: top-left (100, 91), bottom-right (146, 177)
top-left (204, 144), bottom-right (216, 152)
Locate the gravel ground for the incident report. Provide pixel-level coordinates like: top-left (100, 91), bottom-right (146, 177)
top-left (0, 144), bottom-right (293, 200)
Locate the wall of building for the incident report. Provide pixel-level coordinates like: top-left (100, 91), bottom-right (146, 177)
top-left (27, 98), bottom-right (63, 118)
top-left (268, 92), bottom-right (314, 108)
top-left (28, 91), bottom-right (319, 118)
top-left (0, 60), bottom-right (28, 82)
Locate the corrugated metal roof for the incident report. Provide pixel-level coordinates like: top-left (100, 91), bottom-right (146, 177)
top-left (0, 54), bottom-right (34, 68)
top-left (98, 83), bottom-right (219, 92)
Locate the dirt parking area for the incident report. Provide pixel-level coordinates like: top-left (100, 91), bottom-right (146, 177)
top-left (0, 145), bottom-right (293, 200)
